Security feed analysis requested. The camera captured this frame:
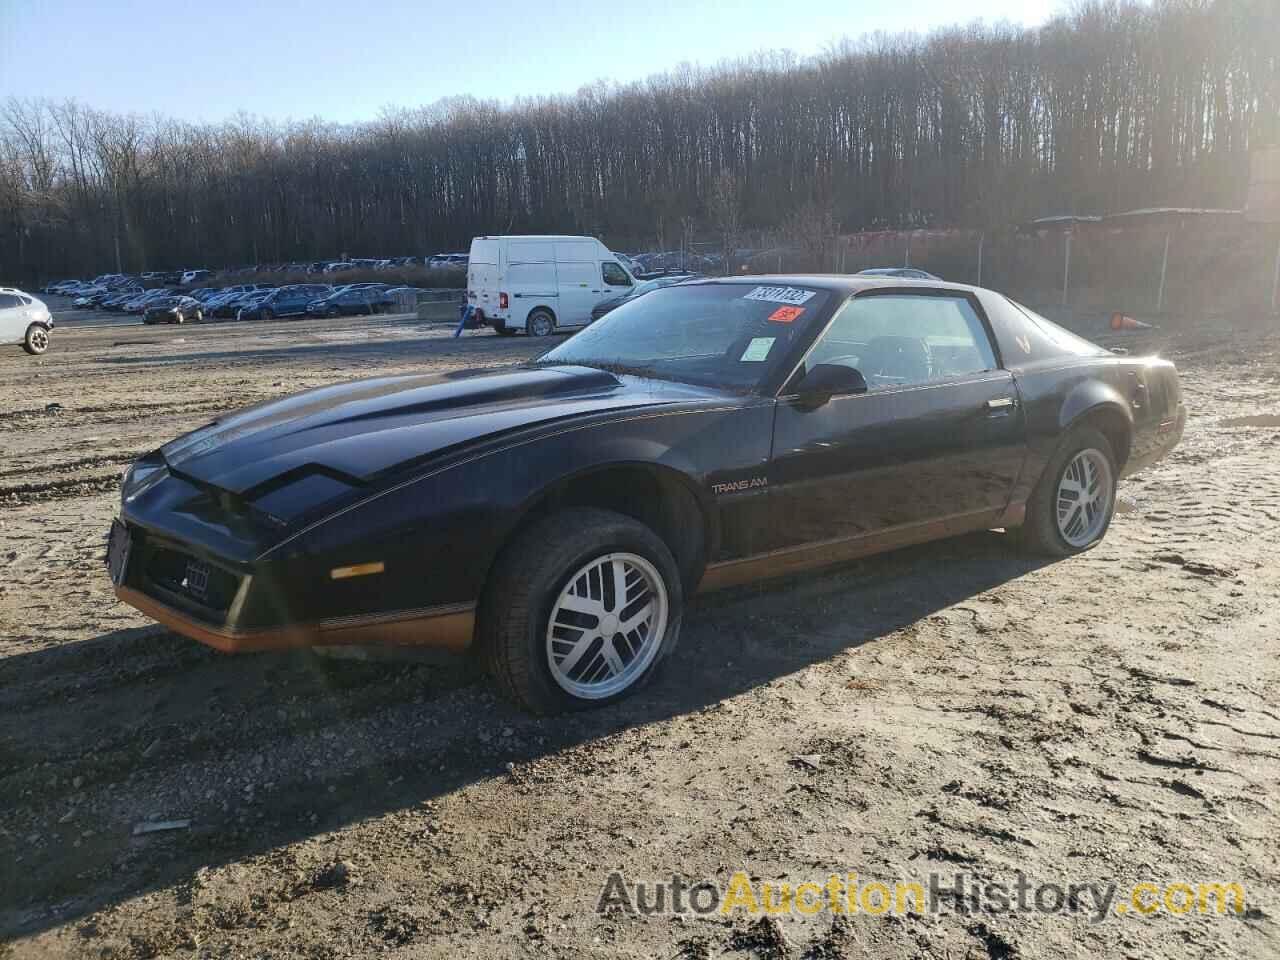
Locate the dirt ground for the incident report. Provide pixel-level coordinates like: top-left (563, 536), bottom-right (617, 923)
top-left (1, 303), bottom-right (1278, 959)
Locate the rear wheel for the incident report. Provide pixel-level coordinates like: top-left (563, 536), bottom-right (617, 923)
top-left (1017, 425), bottom-right (1118, 556)
top-left (480, 508), bottom-right (683, 714)
top-left (22, 324), bottom-right (50, 355)
top-left (526, 308), bottom-right (556, 337)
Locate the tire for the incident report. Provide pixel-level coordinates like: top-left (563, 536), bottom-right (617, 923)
top-left (1017, 425), bottom-right (1118, 556)
top-left (194, 309), bottom-right (203, 323)
top-left (526, 308), bottom-right (556, 337)
top-left (493, 320), bottom-right (515, 337)
top-left (22, 324), bottom-right (50, 355)
top-left (261, 308), bottom-right (273, 322)
top-left (480, 507), bottom-right (684, 714)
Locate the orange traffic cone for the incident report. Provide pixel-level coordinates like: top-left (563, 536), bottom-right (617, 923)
top-left (1110, 313), bottom-right (1152, 330)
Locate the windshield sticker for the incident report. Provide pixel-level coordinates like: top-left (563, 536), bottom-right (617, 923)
top-left (768, 305), bottom-right (805, 324)
top-left (740, 337), bottom-right (776, 362)
top-left (744, 286), bottom-right (816, 306)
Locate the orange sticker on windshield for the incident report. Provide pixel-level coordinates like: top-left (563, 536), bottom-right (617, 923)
top-left (768, 306), bottom-right (805, 323)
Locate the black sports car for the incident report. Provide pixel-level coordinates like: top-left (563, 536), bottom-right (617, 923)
top-left (143, 296), bottom-right (204, 324)
top-left (107, 276), bottom-right (1184, 713)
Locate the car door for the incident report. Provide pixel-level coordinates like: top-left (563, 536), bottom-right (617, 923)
top-left (767, 290), bottom-right (1026, 551)
top-left (0, 293), bottom-right (26, 342)
top-left (274, 291), bottom-right (299, 315)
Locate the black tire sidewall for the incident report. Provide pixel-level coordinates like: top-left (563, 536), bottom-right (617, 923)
top-left (485, 509), bottom-right (683, 713)
top-left (527, 309), bottom-right (554, 337)
top-left (1028, 425), bottom-right (1118, 555)
top-left (23, 325), bottom-right (48, 354)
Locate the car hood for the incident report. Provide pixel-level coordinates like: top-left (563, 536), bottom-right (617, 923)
top-left (161, 364), bottom-right (733, 498)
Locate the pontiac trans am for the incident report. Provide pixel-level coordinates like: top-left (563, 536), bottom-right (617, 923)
top-left (107, 277), bottom-right (1185, 713)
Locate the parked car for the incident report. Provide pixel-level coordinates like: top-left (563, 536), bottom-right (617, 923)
top-left (124, 289), bottom-right (173, 314)
top-left (333, 282), bottom-right (392, 293)
top-left (180, 269), bottom-right (212, 286)
top-left (856, 267), bottom-right (941, 280)
top-left (233, 291), bottom-right (276, 320)
top-left (72, 287), bottom-right (109, 308)
top-left (210, 289), bottom-right (272, 320)
top-left (468, 235), bottom-right (637, 336)
top-left (428, 253), bottom-right (469, 271)
top-left (305, 288), bottom-right (391, 317)
top-left (99, 290), bottom-right (142, 310)
top-left (105, 276), bottom-right (1187, 713)
top-left (237, 284), bottom-right (332, 321)
top-left (143, 296), bottom-right (204, 325)
top-left (1, 287), bottom-right (55, 355)
top-left (203, 286), bottom-right (273, 318)
top-left (590, 274), bottom-right (700, 322)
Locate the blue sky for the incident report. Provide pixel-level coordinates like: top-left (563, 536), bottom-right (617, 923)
top-left (1, 0), bottom-right (1057, 123)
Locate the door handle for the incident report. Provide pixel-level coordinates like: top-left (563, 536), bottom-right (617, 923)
top-left (986, 397), bottom-right (1016, 410)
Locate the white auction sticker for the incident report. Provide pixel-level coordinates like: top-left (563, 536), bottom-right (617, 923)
top-left (743, 286), bottom-right (816, 306)
top-left (740, 337), bottom-right (775, 362)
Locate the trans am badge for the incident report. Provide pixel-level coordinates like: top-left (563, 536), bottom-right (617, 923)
top-left (712, 477), bottom-right (768, 495)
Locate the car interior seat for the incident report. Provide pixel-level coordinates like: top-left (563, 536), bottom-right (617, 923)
top-left (860, 336), bottom-right (932, 384)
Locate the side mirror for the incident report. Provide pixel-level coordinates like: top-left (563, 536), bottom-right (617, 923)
top-left (794, 364), bottom-right (868, 407)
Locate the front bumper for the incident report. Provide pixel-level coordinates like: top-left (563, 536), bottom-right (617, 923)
top-left (114, 583), bottom-right (474, 654)
top-left (109, 501), bottom-right (476, 655)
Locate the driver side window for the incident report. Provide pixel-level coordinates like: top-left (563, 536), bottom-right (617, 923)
top-left (801, 294), bottom-right (998, 390)
top-left (601, 262), bottom-right (632, 287)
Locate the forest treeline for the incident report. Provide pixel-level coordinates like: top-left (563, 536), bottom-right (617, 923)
top-left (2, 0), bottom-right (1277, 281)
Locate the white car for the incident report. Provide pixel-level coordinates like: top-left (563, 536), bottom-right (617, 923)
top-left (1, 287), bottom-right (55, 355)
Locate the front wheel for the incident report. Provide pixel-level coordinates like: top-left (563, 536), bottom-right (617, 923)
top-left (1017, 425), bottom-right (1118, 556)
top-left (23, 324), bottom-right (50, 355)
top-left (480, 508), bottom-right (683, 714)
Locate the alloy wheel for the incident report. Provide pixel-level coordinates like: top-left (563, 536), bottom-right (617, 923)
top-left (545, 552), bottom-right (668, 700)
top-left (1056, 448), bottom-right (1113, 547)
top-left (27, 327), bottom-right (49, 353)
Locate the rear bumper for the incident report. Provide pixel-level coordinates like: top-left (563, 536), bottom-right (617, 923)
top-left (1123, 403), bottom-right (1186, 477)
top-left (116, 584), bottom-right (475, 654)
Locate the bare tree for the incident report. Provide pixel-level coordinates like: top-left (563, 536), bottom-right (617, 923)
top-left (1, 0), bottom-right (1276, 284)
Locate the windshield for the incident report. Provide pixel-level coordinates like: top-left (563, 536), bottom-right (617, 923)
top-left (538, 283), bottom-right (831, 391)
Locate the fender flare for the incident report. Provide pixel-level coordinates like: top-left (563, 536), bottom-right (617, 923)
top-left (1057, 380), bottom-right (1133, 467)
top-left (503, 456), bottom-right (717, 589)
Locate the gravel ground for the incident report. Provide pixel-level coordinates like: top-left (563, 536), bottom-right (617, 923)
top-left (1, 302), bottom-right (1278, 959)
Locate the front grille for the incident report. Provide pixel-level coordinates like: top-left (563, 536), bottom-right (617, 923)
top-left (144, 544), bottom-right (240, 617)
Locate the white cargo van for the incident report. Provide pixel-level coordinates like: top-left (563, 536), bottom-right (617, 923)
top-left (467, 235), bottom-right (636, 336)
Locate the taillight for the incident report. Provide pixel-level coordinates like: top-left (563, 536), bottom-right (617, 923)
top-left (499, 292), bottom-right (509, 309)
